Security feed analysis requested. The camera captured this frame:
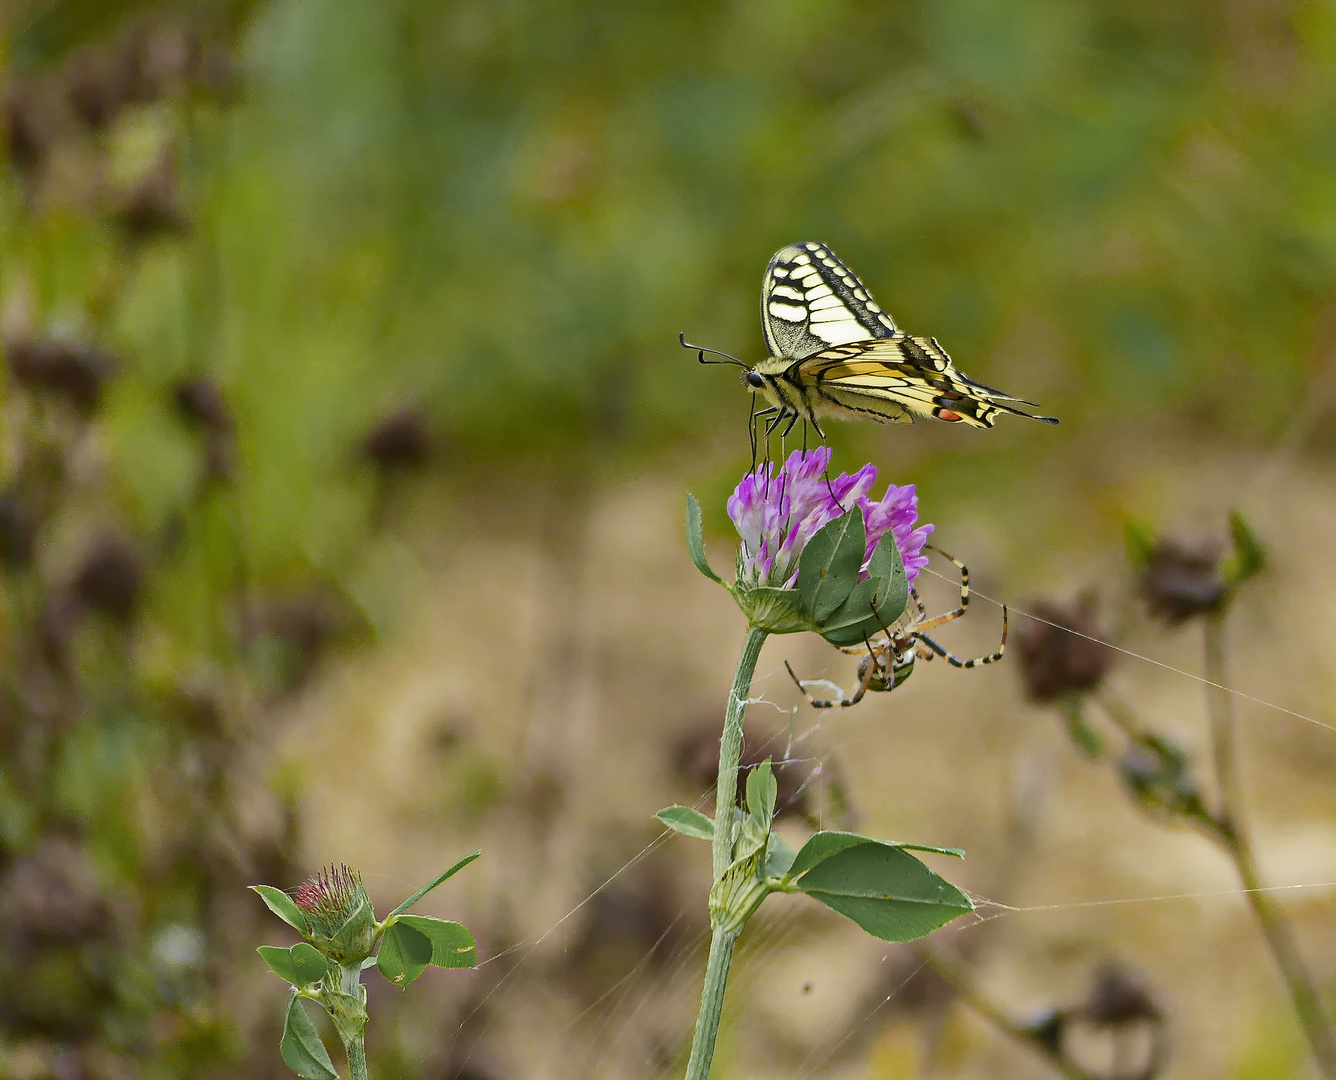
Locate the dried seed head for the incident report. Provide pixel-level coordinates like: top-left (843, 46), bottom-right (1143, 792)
top-left (5, 337), bottom-right (117, 413)
top-left (72, 536), bottom-right (142, 622)
top-left (1084, 962), bottom-right (1161, 1026)
top-left (116, 158), bottom-right (187, 238)
top-left (364, 408), bottom-right (433, 469)
top-left (0, 493), bottom-right (37, 569)
top-left (5, 82), bottom-right (50, 177)
top-left (0, 839), bottom-right (111, 946)
top-left (173, 376), bottom-right (233, 433)
top-left (1016, 597), bottom-right (1113, 703)
top-left (1141, 538), bottom-right (1226, 625)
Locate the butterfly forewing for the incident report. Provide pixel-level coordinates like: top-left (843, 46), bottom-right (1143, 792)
top-left (762, 242), bottom-right (899, 362)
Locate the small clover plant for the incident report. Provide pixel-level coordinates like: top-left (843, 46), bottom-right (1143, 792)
top-left (252, 852), bottom-right (480, 1080)
top-left (677, 449), bottom-right (973, 1080)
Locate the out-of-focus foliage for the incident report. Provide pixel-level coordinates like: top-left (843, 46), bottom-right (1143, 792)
top-left (18, 0), bottom-right (1336, 465)
top-left (3, 0), bottom-right (1336, 1076)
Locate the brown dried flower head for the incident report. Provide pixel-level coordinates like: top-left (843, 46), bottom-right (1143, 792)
top-left (1016, 596), bottom-right (1114, 703)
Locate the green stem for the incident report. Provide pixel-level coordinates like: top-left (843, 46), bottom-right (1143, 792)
top-left (327, 964), bottom-right (371, 1080)
top-left (345, 1037), bottom-right (369, 1080)
top-left (684, 927), bottom-right (739, 1079)
top-left (684, 626), bottom-right (767, 1080)
top-left (914, 947), bottom-right (1106, 1080)
top-left (1203, 612), bottom-right (1336, 1079)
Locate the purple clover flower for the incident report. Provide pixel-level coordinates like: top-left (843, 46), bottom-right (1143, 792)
top-left (727, 447), bottom-right (932, 590)
top-left (291, 864), bottom-right (378, 964)
top-left (293, 865), bottom-right (365, 928)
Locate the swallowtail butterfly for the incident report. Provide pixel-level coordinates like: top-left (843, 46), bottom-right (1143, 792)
top-left (740, 241), bottom-right (1058, 434)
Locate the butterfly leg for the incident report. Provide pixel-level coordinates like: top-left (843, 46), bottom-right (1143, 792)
top-left (751, 404), bottom-right (778, 470)
top-left (779, 411), bottom-right (800, 462)
top-left (912, 605), bottom-right (1008, 669)
top-left (762, 408), bottom-right (791, 492)
top-left (798, 411), bottom-right (843, 507)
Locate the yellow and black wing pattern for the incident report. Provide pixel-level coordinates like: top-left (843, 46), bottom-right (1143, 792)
top-left (756, 242), bottom-right (1057, 429)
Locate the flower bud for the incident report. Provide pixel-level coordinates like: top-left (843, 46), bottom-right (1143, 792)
top-left (292, 865), bottom-right (377, 966)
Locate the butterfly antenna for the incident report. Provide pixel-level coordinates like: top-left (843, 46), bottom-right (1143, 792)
top-left (679, 332), bottom-right (747, 368)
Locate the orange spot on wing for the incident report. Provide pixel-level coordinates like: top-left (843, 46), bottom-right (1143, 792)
top-left (937, 409), bottom-right (963, 422)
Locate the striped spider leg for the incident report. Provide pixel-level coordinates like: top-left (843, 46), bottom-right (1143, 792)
top-left (786, 545), bottom-right (1009, 710)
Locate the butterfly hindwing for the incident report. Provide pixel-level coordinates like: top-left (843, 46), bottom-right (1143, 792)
top-left (762, 242), bottom-right (900, 362)
top-left (801, 336), bottom-right (1048, 428)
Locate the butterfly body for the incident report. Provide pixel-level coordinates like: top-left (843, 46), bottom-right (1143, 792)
top-left (749, 242), bottom-right (1057, 430)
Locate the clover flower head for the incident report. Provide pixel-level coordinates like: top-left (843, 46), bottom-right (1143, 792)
top-left (293, 865), bottom-right (364, 928)
top-left (292, 864), bottom-right (377, 964)
top-left (727, 447), bottom-right (932, 589)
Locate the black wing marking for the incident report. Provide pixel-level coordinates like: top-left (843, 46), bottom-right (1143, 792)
top-left (761, 241), bottom-right (899, 362)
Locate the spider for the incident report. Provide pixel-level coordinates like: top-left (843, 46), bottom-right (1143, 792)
top-left (786, 545), bottom-right (1008, 710)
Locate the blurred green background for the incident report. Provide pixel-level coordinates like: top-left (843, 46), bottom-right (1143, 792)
top-left (3, 1), bottom-right (1336, 1077)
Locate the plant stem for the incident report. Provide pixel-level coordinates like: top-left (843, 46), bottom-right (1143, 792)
top-left (329, 963), bottom-right (371, 1080)
top-left (1203, 611), bottom-right (1336, 1079)
top-left (684, 926), bottom-right (740, 1079)
top-left (345, 1037), bottom-right (369, 1080)
top-left (914, 947), bottom-right (1099, 1080)
top-left (684, 626), bottom-right (767, 1080)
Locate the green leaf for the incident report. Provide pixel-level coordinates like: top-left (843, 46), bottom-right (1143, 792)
top-left (280, 992), bottom-right (339, 1080)
top-left (765, 831), bottom-right (796, 880)
top-left (377, 921), bottom-right (433, 986)
top-left (1058, 697), bottom-right (1101, 758)
top-left (1224, 509), bottom-right (1265, 586)
top-left (656, 805), bottom-right (715, 840)
top-left (733, 585), bottom-right (813, 634)
top-left (387, 850), bottom-right (481, 919)
top-left (746, 760), bottom-right (776, 824)
top-left (258, 945), bottom-right (301, 984)
top-left (397, 915), bottom-right (477, 968)
top-left (685, 493), bottom-right (725, 585)
top-left (251, 885), bottom-right (309, 934)
top-left (787, 831), bottom-right (964, 879)
top-left (812, 578), bottom-right (883, 647)
top-left (1124, 520), bottom-right (1156, 568)
top-left (865, 532), bottom-right (909, 626)
top-left (289, 943), bottom-right (331, 986)
top-left (788, 834), bottom-right (973, 943)
top-left (259, 944), bottom-right (330, 987)
top-left (798, 510), bottom-right (865, 623)
top-left (812, 534), bottom-right (909, 647)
